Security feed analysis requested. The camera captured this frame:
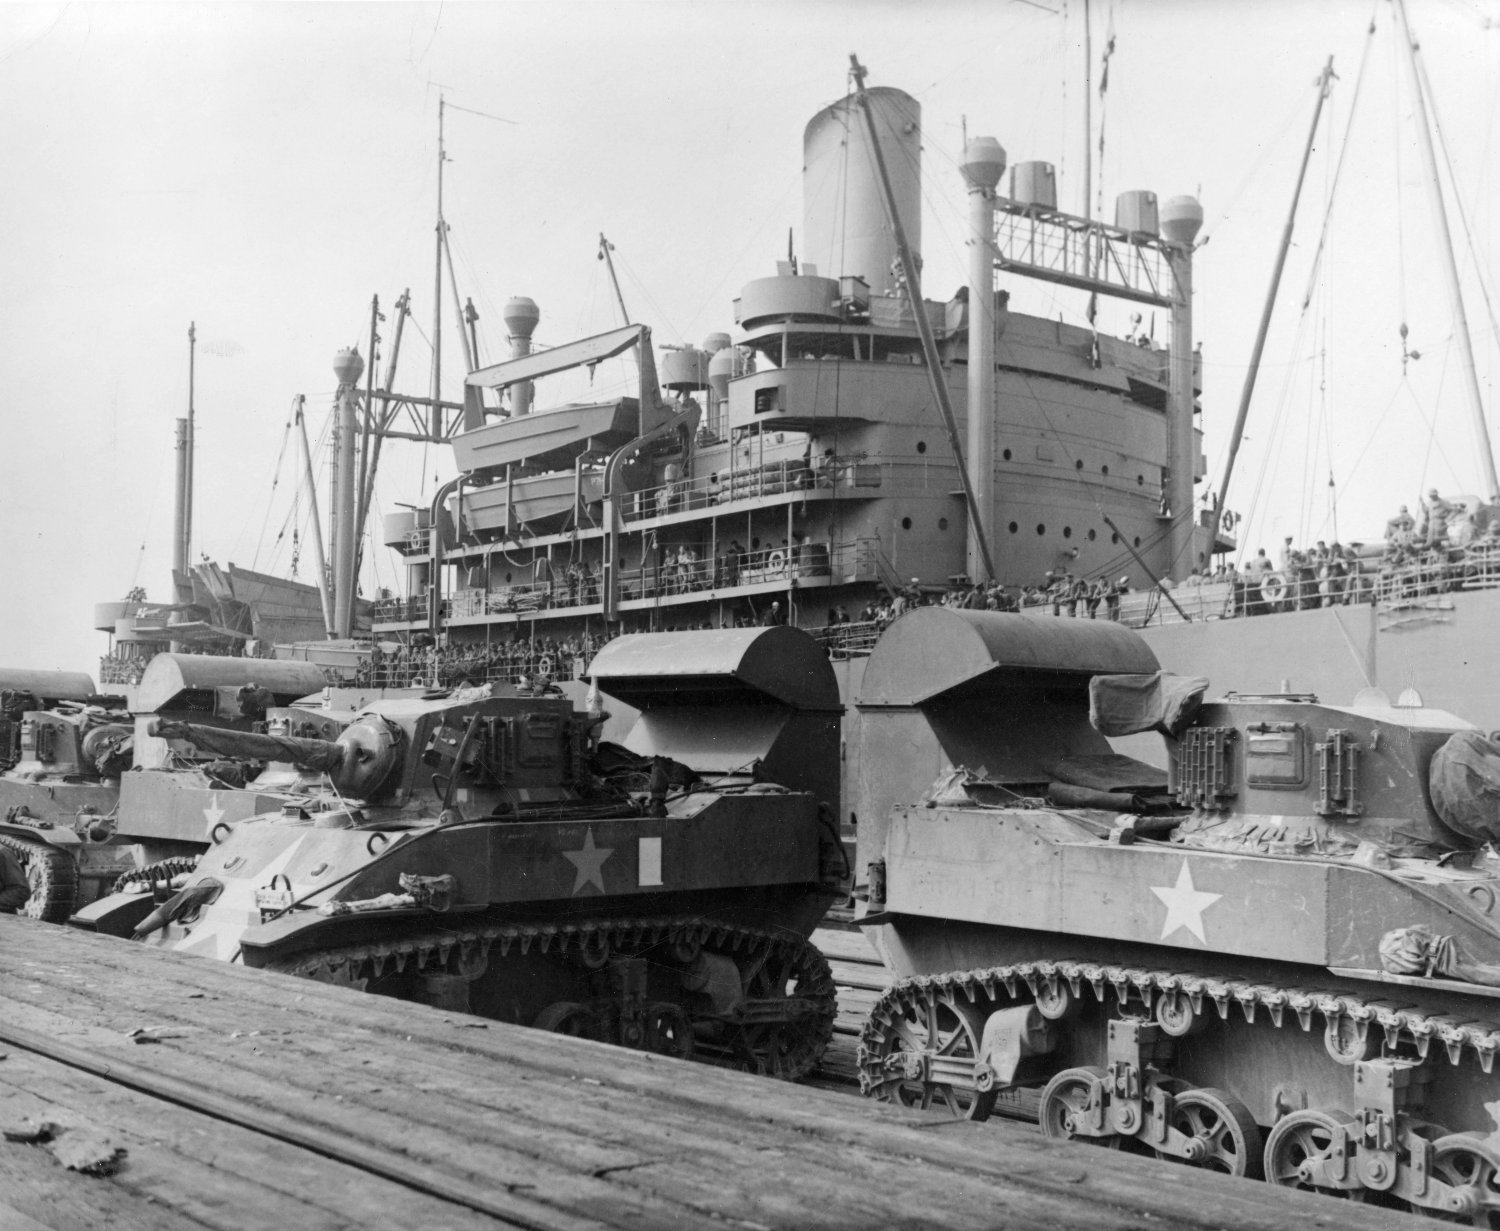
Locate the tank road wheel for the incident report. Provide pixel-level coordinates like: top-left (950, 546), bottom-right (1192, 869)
top-left (534, 1001), bottom-right (609, 1043)
top-left (861, 991), bottom-right (996, 1121)
top-left (1156, 1088), bottom-right (1264, 1180)
top-left (1426, 1134), bottom-right (1500, 1225)
top-left (1264, 1110), bottom-right (1365, 1200)
top-left (2, 837), bottom-right (79, 924)
top-left (1040, 1066), bottom-right (1129, 1148)
top-left (1155, 990), bottom-right (1204, 1037)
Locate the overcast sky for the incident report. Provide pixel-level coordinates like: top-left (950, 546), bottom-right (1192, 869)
top-left (2, 0), bottom-right (1498, 672)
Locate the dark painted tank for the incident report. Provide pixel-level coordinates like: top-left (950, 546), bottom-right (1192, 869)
top-left (76, 627), bottom-right (845, 1079)
top-left (854, 607), bottom-right (1500, 1214)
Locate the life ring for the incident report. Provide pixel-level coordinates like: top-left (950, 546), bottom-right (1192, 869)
top-left (1221, 510), bottom-right (1235, 534)
top-left (537, 654), bottom-right (554, 677)
top-left (1259, 572), bottom-right (1288, 606)
top-left (767, 549), bottom-right (788, 575)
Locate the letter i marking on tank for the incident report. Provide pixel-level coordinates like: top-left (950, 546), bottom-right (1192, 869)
top-left (563, 828), bottom-right (613, 895)
top-left (638, 836), bottom-right (663, 887)
top-left (1149, 860), bottom-right (1221, 945)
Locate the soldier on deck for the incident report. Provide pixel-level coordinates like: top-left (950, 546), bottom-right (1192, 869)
top-left (0, 845), bottom-right (31, 914)
top-left (1422, 489), bottom-right (1455, 548)
top-left (1385, 504), bottom-right (1416, 547)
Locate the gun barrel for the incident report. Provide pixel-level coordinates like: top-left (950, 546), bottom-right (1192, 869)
top-left (148, 719), bottom-right (346, 772)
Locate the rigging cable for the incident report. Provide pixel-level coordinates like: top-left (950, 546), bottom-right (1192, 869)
top-left (248, 399), bottom-right (297, 573)
top-left (1412, 41), bottom-right (1500, 361)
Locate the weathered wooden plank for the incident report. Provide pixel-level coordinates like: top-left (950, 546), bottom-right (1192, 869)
top-left (0, 919), bottom-right (1426, 1231)
top-left (827, 957), bottom-right (890, 991)
top-left (0, 1052), bottom-right (509, 1231)
top-left (811, 928), bottom-right (882, 965)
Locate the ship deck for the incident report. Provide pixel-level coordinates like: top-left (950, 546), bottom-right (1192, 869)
top-left (0, 917), bottom-right (1411, 1231)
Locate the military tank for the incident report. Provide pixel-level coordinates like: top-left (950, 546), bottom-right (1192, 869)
top-left (76, 627), bottom-right (845, 1078)
top-left (0, 668), bottom-right (135, 920)
top-left (852, 607), bottom-right (1500, 1214)
top-left (0, 656), bottom-right (333, 922)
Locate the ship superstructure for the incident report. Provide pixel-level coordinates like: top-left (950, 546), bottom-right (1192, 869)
top-left (368, 84), bottom-right (1215, 662)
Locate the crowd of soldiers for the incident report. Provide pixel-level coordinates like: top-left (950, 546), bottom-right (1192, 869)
top-left (354, 633), bottom-right (612, 689)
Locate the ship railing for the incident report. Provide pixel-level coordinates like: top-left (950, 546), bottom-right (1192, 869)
top-left (373, 537), bottom-right (879, 626)
top-left (372, 596), bottom-right (426, 624)
top-left (1458, 543), bottom-right (1500, 590)
top-left (1374, 556), bottom-right (1456, 604)
top-left (618, 455), bottom-right (886, 524)
top-left (99, 656), bottom-right (149, 686)
top-left (807, 619), bottom-right (884, 658)
top-left (358, 645), bottom-right (605, 689)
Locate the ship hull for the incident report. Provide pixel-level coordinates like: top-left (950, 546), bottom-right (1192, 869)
top-left (1136, 587), bottom-right (1500, 736)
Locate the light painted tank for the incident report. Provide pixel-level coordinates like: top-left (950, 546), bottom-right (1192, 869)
top-left (1, 654), bottom-right (335, 923)
top-left (802, 86), bottom-right (921, 296)
top-left (854, 607), bottom-right (1500, 1214)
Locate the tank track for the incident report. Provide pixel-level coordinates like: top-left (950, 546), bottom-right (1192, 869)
top-left (265, 914), bottom-right (837, 1081)
top-left (858, 958), bottom-right (1500, 1081)
top-left (0, 833), bottom-right (78, 923)
top-left (112, 855), bottom-right (201, 895)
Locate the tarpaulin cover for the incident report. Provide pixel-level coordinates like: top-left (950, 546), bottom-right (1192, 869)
top-left (1044, 753), bottom-right (1169, 795)
top-left (1089, 673), bottom-right (1208, 738)
top-left (1429, 729), bottom-right (1500, 847)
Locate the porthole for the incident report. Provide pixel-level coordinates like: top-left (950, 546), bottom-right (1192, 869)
top-left (1063, 526), bottom-right (1072, 539)
top-left (917, 440), bottom-right (927, 454)
top-left (1134, 536), bottom-right (1142, 547)
top-left (1008, 522), bottom-right (1019, 534)
top-left (938, 517), bottom-right (949, 530)
top-left (1102, 464), bottom-right (1110, 476)
top-left (901, 517), bottom-right (912, 530)
top-left (1137, 475), bottom-right (1145, 486)
top-left (1036, 524), bottom-right (1046, 536)
top-left (1075, 459), bottom-right (1084, 470)
top-left (1087, 529), bottom-right (1097, 541)
top-left (1003, 448), bottom-right (1012, 461)
top-left (1111, 533), bottom-right (1119, 544)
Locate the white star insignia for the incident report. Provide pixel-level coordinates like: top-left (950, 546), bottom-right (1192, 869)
top-left (203, 791), bottom-right (226, 835)
top-left (1150, 860), bottom-right (1221, 945)
top-left (563, 828), bottom-right (613, 896)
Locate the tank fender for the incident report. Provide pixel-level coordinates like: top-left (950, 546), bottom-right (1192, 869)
top-left (69, 889), bottom-right (157, 937)
top-left (0, 819), bottom-right (82, 848)
top-left (976, 1004), bottom-right (1056, 1091)
top-left (236, 901), bottom-right (488, 969)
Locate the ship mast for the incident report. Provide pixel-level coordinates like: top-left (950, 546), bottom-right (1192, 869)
top-left (172, 322), bottom-right (197, 581)
top-left (1393, 0), bottom-right (1500, 502)
top-left (430, 97), bottom-right (447, 443)
top-left (1214, 58), bottom-right (1335, 522)
top-left (849, 55), bottom-right (997, 583)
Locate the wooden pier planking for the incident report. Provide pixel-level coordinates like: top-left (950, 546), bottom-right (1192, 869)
top-left (0, 919), bottom-right (1416, 1230)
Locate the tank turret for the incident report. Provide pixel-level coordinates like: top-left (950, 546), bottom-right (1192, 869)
top-left (852, 608), bottom-right (1500, 1210)
top-left (76, 629), bottom-right (844, 1081)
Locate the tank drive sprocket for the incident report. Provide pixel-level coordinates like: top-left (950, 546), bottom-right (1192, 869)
top-left (0, 833), bottom-right (78, 923)
top-left (265, 915), bottom-right (837, 1081)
